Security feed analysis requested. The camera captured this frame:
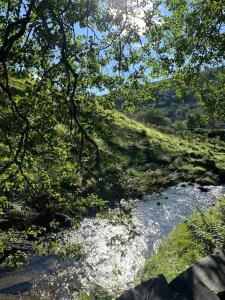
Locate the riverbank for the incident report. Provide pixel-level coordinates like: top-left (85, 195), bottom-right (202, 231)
top-left (0, 184), bottom-right (224, 299)
top-left (139, 198), bottom-right (225, 284)
top-left (1, 111), bottom-right (225, 271)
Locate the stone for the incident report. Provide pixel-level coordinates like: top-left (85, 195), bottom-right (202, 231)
top-left (169, 252), bottom-right (225, 299)
top-left (0, 282), bottom-right (32, 295)
top-left (180, 183), bottom-right (187, 187)
top-left (170, 274), bottom-right (220, 299)
top-left (218, 291), bottom-right (225, 300)
top-left (198, 186), bottom-right (210, 192)
top-left (116, 275), bottom-right (172, 300)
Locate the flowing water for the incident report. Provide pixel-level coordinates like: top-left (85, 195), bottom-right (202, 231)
top-left (1, 184), bottom-right (225, 299)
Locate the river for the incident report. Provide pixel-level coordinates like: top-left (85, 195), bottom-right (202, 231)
top-left (0, 183), bottom-right (225, 299)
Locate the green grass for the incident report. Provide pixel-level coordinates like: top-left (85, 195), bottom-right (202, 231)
top-left (1, 79), bottom-right (225, 270)
top-left (139, 221), bottom-right (204, 283)
top-left (139, 199), bottom-right (225, 283)
top-left (4, 78), bottom-right (225, 200)
top-left (98, 111), bottom-right (225, 198)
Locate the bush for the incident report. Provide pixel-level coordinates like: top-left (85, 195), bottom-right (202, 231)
top-left (134, 108), bottom-right (172, 128)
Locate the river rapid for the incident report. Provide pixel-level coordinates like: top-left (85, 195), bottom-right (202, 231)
top-left (0, 183), bottom-right (225, 299)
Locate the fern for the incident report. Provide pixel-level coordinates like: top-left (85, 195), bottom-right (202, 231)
top-left (187, 205), bottom-right (225, 254)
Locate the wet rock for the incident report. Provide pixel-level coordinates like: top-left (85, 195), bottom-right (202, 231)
top-left (208, 130), bottom-right (225, 142)
top-left (0, 218), bottom-right (9, 230)
top-left (189, 152), bottom-right (203, 159)
top-left (198, 186), bottom-right (210, 192)
top-left (180, 183), bottom-right (187, 187)
top-left (199, 159), bottom-right (216, 170)
top-left (196, 178), bottom-right (215, 186)
top-left (116, 275), bottom-right (172, 300)
top-left (196, 173), bottom-right (218, 186)
top-left (0, 211), bottom-right (35, 230)
top-left (194, 159), bottom-right (225, 182)
top-left (0, 295), bottom-right (19, 299)
top-left (217, 291), bottom-right (225, 299)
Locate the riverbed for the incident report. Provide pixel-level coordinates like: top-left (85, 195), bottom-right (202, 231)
top-left (0, 183), bottom-right (225, 299)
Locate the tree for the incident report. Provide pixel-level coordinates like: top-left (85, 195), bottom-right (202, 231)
top-left (134, 108), bottom-right (172, 128)
top-left (186, 111), bottom-right (207, 132)
top-left (0, 0), bottom-right (156, 211)
top-left (143, 0), bottom-right (225, 119)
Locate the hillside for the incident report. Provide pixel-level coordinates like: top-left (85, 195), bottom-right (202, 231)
top-left (131, 81), bottom-right (225, 132)
top-left (1, 105), bottom-right (225, 269)
top-left (101, 111), bottom-right (225, 199)
top-left (145, 87), bottom-right (198, 122)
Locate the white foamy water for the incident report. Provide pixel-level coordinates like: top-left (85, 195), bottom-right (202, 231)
top-left (1, 184), bottom-right (225, 299)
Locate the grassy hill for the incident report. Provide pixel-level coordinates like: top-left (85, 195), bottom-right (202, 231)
top-left (100, 111), bottom-right (225, 199)
top-left (1, 82), bottom-right (225, 269)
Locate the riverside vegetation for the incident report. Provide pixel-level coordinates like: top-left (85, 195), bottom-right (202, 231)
top-left (0, 0), bottom-right (225, 298)
top-left (140, 199), bottom-right (225, 284)
top-left (1, 84), bottom-right (225, 269)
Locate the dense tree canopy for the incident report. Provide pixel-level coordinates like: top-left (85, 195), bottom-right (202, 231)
top-left (142, 0), bottom-right (225, 121)
top-left (143, 0), bottom-right (224, 74)
top-left (0, 0), bottom-right (224, 214)
top-left (0, 0), bottom-right (155, 207)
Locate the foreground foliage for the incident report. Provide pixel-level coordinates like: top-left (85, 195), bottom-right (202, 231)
top-left (0, 0), bottom-right (224, 274)
top-left (1, 109), bottom-right (225, 269)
